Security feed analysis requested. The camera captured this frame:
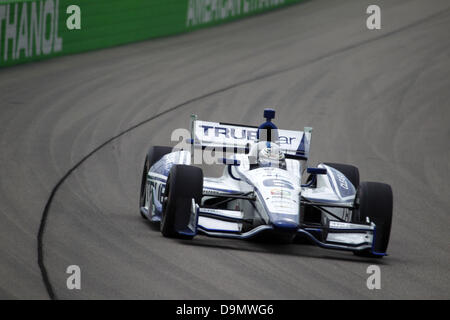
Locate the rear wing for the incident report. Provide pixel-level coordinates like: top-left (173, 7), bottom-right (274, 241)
top-left (190, 115), bottom-right (312, 159)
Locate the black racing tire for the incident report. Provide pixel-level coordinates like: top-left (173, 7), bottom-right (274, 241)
top-left (161, 165), bottom-right (203, 239)
top-left (139, 146), bottom-right (173, 219)
top-left (352, 182), bottom-right (393, 258)
top-left (323, 162), bottom-right (360, 189)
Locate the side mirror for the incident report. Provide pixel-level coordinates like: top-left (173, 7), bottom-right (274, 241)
top-left (307, 167), bottom-right (327, 175)
top-left (302, 167), bottom-right (327, 188)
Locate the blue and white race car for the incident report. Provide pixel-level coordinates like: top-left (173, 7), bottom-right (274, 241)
top-left (139, 109), bottom-right (393, 258)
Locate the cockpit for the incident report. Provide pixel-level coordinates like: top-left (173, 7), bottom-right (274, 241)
top-left (248, 141), bottom-right (286, 170)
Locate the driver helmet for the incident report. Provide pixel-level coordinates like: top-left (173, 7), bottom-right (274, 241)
top-left (257, 142), bottom-right (285, 169)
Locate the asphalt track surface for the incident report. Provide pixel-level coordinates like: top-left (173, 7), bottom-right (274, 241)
top-left (1, 0), bottom-right (449, 299)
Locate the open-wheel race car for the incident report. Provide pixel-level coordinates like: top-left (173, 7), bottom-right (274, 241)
top-left (139, 109), bottom-right (393, 258)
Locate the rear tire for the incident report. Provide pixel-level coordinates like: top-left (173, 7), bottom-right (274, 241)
top-left (139, 146), bottom-right (173, 219)
top-left (352, 182), bottom-right (393, 258)
top-left (323, 162), bottom-right (360, 189)
top-left (161, 165), bottom-right (203, 239)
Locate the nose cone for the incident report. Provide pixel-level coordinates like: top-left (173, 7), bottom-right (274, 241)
top-left (272, 219), bottom-right (299, 230)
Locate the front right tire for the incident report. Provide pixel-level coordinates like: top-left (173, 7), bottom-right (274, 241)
top-left (160, 165), bottom-right (203, 239)
top-left (352, 182), bottom-right (393, 258)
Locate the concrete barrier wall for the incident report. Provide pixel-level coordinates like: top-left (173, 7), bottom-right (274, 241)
top-left (0, 0), bottom-right (304, 68)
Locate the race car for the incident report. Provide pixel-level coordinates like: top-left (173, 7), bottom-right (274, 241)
top-left (139, 109), bottom-right (393, 258)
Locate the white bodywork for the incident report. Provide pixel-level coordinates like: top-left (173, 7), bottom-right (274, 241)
top-left (143, 118), bottom-right (377, 252)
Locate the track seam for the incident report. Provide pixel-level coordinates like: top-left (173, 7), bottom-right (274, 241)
top-left (37, 8), bottom-right (449, 299)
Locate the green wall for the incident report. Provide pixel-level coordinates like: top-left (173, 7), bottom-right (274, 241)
top-left (0, 0), bottom-right (304, 68)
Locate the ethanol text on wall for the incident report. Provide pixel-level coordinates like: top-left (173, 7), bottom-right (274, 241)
top-left (0, 0), bottom-right (63, 64)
